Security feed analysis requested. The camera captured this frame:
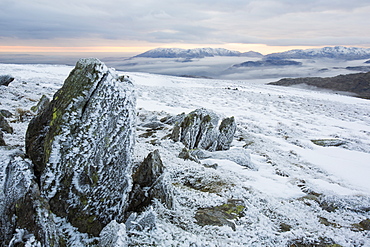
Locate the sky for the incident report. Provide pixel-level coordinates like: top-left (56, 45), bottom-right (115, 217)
top-left (1, 0), bottom-right (370, 55)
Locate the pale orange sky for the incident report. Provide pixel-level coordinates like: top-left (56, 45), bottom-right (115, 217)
top-left (0, 43), bottom-right (335, 55)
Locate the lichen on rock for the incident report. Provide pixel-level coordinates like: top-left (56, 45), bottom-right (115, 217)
top-left (25, 58), bottom-right (136, 236)
top-left (171, 108), bottom-right (236, 151)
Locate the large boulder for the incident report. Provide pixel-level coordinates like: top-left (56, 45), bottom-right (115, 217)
top-left (171, 108), bottom-right (236, 151)
top-left (25, 58), bottom-right (136, 236)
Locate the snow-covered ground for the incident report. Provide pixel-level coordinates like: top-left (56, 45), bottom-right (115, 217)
top-left (1, 63), bottom-right (369, 246)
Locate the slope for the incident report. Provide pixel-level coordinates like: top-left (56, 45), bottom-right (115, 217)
top-left (0, 63), bottom-right (370, 246)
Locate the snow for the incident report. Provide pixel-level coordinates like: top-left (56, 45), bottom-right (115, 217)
top-left (1, 62), bottom-right (370, 246)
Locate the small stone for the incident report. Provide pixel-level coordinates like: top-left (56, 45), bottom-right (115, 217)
top-left (195, 199), bottom-right (245, 231)
top-left (311, 139), bottom-right (346, 147)
top-left (359, 218), bottom-right (370, 230)
top-left (0, 109), bottom-right (13, 118)
top-left (279, 223), bottom-right (292, 232)
top-left (99, 220), bottom-right (127, 247)
top-left (0, 131), bottom-right (5, 146)
top-left (0, 75), bottom-right (14, 86)
top-left (141, 121), bottom-right (165, 130)
top-left (0, 114), bottom-right (13, 134)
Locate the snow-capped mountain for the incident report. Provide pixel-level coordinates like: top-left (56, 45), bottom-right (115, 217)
top-left (267, 46), bottom-right (370, 60)
top-left (134, 47), bottom-right (242, 58)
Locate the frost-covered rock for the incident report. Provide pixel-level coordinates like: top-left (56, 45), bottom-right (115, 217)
top-left (99, 220), bottom-right (127, 247)
top-left (30, 95), bottom-right (50, 115)
top-left (128, 150), bottom-right (173, 212)
top-left (25, 58), bottom-right (136, 236)
top-left (171, 108), bottom-right (236, 151)
top-left (0, 150), bottom-right (58, 246)
top-left (0, 75), bottom-right (14, 86)
top-left (217, 117), bottom-right (237, 151)
top-left (0, 131), bottom-right (5, 146)
top-left (0, 113), bottom-right (13, 134)
top-left (125, 209), bottom-right (157, 232)
top-left (0, 152), bottom-right (32, 244)
top-left (0, 109), bottom-right (13, 118)
top-left (191, 147), bottom-right (256, 170)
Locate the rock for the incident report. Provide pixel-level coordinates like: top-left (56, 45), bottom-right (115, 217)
top-left (311, 139), bottom-right (346, 147)
top-left (125, 210), bottom-right (157, 232)
top-left (25, 58), bottom-right (136, 236)
top-left (128, 150), bottom-right (173, 212)
top-left (195, 199), bottom-right (245, 230)
top-left (99, 220), bottom-right (127, 247)
top-left (161, 112), bottom-right (186, 125)
top-left (0, 109), bottom-right (13, 118)
top-left (178, 147), bottom-right (200, 163)
top-left (288, 238), bottom-right (342, 247)
top-left (141, 121), bottom-right (165, 130)
top-left (0, 151), bottom-right (59, 246)
top-left (191, 147), bottom-right (256, 170)
top-left (0, 131), bottom-right (5, 146)
top-left (171, 108), bottom-right (236, 151)
top-left (0, 75), bottom-right (14, 86)
top-left (30, 95), bottom-right (50, 115)
top-left (0, 114), bottom-right (13, 134)
top-left (217, 117), bottom-right (237, 151)
top-left (358, 218), bottom-right (370, 231)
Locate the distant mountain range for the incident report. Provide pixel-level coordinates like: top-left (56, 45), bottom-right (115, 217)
top-left (134, 46), bottom-right (370, 60)
top-left (266, 46), bottom-right (370, 60)
top-left (134, 48), bottom-right (246, 58)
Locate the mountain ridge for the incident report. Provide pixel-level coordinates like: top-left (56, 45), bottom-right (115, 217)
top-left (134, 46), bottom-right (370, 60)
top-left (134, 47), bottom-right (259, 58)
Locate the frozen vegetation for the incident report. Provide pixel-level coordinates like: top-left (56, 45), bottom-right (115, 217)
top-left (0, 60), bottom-right (370, 246)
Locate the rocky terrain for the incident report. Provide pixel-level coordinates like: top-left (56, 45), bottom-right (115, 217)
top-left (269, 71), bottom-right (370, 99)
top-left (0, 60), bottom-right (369, 246)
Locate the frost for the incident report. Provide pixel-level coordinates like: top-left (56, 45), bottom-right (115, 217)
top-left (1, 61), bottom-right (370, 246)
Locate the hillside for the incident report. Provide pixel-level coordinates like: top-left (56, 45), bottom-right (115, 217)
top-left (1, 62), bottom-right (370, 246)
top-left (269, 71), bottom-right (370, 99)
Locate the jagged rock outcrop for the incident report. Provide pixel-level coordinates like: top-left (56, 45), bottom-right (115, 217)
top-left (0, 113), bottom-right (13, 134)
top-left (25, 58), bottom-right (136, 237)
top-left (128, 150), bottom-right (173, 212)
top-left (0, 75), bottom-right (14, 86)
top-left (171, 108), bottom-right (236, 151)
